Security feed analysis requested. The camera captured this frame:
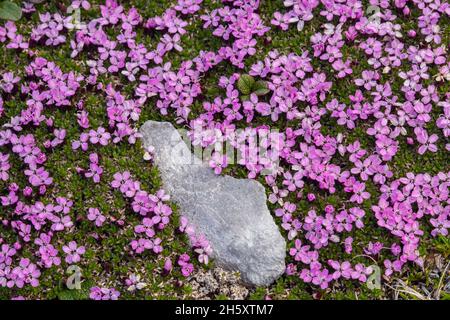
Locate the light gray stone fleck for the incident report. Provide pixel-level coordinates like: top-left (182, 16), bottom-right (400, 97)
top-left (140, 121), bottom-right (286, 286)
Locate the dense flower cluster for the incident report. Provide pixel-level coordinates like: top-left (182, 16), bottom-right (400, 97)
top-left (112, 171), bottom-right (211, 274)
top-left (111, 171), bottom-right (171, 255)
top-left (62, 241), bottom-right (85, 264)
top-left (125, 273), bottom-right (146, 292)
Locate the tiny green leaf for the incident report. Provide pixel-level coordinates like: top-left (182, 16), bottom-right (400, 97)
top-left (253, 80), bottom-right (270, 96)
top-left (0, 1), bottom-right (22, 21)
top-left (237, 74), bottom-right (255, 95)
top-left (240, 94), bottom-right (250, 102)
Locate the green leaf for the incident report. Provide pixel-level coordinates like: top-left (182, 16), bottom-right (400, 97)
top-left (0, 1), bottom-right (22, 21)
top-left (253, 80), bottom-right (270, 96)
top-left (237, 74), bottom-right (255, 95)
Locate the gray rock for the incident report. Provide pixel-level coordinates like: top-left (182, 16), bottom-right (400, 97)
top-left (140, 121), bottom-right (286, 286)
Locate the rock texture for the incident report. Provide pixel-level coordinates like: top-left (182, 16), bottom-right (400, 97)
top-left (140, 120), bottom-right (286, 286)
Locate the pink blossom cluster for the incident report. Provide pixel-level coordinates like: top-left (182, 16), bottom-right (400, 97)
top-left (0, 152), bottom-right (10, 181)
top-left (373, 172), bottom-right (449, 276)
top-left (183, 0), bottom-right (449, 289)
top-left (0, 250), bottom-right (41, 289)
top-left (201, 0), bottom-right (269, 68)
top-left (22, 2), bottom-right (36, 14)
top-left (43, 128), bottom-right (66, 149)
top-left (0, 96), bottom-right (3, 117)
top-left (0, 0), bottom-right (225, 295)
top-left (0, 21), bottom-right (29, 50)
top-left (271, 0), bottom-right (319, 31)
top-left (34, 232), bottom-right (61, 268)
top-left (89, 286), bottom-right (120, 300)
top-left (177, 253), bottom-right (194, 277)
top-left (0, 187), bottom-right (75, 289)
top-left (1, 0), bottom-right (221, 294)
top-left (1, 72), bottom-right (20, 93)
top-left (31, 13), bottom-right (73, 46)
top-left (111, 172), bottom-right (172, 255)
top-left (125, 273), bottom-right (146, 292)
top-left (83, 153), bottom-right (104, 183)
top-left (179, 216), bottom-right (213, 265)
top-left (62, 241), bottom-right (86, 264)
top-left (87, 207), bottom-right (106, 227)
top-left (283, 203), bottom-right (373, 289)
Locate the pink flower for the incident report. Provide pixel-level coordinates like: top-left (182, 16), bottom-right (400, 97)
top-left (84, 153), bottom-right (103, 183)
top-left (90, 286), bottom-right (120, 300)
top-left (1, 72), bottom-right (20, 93)
top-left (87, 208), bottom-right (106, 227)
top-left (0, 153), bottom-right (10, 181)
top-left (209, 152), bottom-right (228, 174)
top-left (111, 171), bottom-right (131, 191)
top-left (163, 258), bottom-right (173, 274)
top-left (177, 253), bottom-right (194, 277)
top-left (76, 110), bottom-right (90, 129)
top-left (71, 1), bottom-right (91, 10)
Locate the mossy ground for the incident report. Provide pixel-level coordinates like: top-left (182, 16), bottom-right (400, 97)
top-left (0, 0), bottom-right (449, 300)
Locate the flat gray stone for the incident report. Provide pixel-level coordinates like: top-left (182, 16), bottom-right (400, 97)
top-left (140, 121), bottom-right (286, 286)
